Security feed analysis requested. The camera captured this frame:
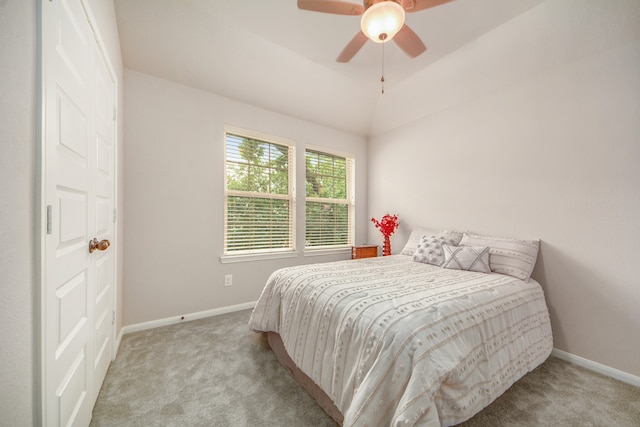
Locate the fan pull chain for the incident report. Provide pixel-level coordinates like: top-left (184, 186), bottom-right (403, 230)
top-left (381, 41), bottom-right (385, 94)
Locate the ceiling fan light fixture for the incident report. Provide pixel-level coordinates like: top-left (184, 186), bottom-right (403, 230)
top-left (360, 1), bottom-right (405, 43)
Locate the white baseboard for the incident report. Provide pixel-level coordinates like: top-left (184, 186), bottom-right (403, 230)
top-left (552, 348), bottom-right (640, 388)
top-left (115, 328), bottom-right (124, 355)
top-left (120, 301), bottom-right (257, 336)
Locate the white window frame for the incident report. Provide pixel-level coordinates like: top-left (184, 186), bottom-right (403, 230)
top-left (221, 125), bottom-right (296, 263)
top-left (304, 145), bottom-right (355, 253)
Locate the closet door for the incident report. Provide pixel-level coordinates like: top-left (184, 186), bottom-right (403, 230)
top-left (91, 39), bottom-right (117, 404)
top-left (41, 0), bottom-right (116, 425)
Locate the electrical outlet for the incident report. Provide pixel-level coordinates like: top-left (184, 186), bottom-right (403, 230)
top-left (224, 274), bottom-right (232, 287)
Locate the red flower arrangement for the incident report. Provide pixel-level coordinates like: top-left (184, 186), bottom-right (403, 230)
top-left (371, 214), bottom-right (399, 256)
top-left (371, 213), bottom-right (399, 237)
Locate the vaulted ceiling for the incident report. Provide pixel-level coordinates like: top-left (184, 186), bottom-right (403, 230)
top-left (114, 0), bottom-right (545, 136)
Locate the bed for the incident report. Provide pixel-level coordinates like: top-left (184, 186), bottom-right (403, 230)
top-left (248, 230), bottom-right (553, 426)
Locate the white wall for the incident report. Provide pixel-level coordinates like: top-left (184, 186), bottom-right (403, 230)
top-left (0, 1), bottom-right (36, 424)
top-left (123, 70), bottom-right (368, 325)
top-left (368, 0), bottom-right (640, 376)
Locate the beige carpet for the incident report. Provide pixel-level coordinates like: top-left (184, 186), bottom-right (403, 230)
top-left (91, 309), bottom-right (640, 426)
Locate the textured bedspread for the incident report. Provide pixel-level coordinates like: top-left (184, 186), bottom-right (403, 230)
top-left (249, 255), bottom-right (553, 426)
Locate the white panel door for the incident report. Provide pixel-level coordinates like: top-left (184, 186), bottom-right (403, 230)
top-left (91, 43), bottom-right (116, 403)
top-left (41, 0), bottom-right (116, 425)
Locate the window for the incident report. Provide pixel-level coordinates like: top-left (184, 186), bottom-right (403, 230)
top-left (305, 148), bottom-right (354, 249)
top-left (224, 127), bottom-right (295, 255)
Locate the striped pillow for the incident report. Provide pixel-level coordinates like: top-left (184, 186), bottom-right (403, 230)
top-left (459, 232), bottom-right (540, 281)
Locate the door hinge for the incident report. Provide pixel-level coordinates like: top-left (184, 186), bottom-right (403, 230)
top-left (113, 107), bottom-right (117, 121)
top-left (46, 205), bottom-right (53, 234)
top-left (113, 208), bottom-right (117, 223)
top-left (112, 311), bottom-right (116, 325)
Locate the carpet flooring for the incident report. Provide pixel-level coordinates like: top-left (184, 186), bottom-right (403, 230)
top-left (91, 309), bottom-right (640, 426)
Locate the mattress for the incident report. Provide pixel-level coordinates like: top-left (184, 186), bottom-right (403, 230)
top-left (249, 255), bottom-right (553, 426)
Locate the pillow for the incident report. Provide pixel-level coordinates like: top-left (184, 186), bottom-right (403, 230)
top-left (459, 232), bottom-right (540, 281)
top-left (401, 227), bottom-right (463, 256)
top-left (413, 235), bottom-right (456, 266)
top-left (442, 244), bottom-right (491, 273)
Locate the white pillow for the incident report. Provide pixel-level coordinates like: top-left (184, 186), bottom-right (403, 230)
top-left (412, 235), bottom-right (452, 266)
top-left (401, 228), bottom-right (463, 256)
top-left (442, 244), bottom-right (491, 273)
top-left (459, 232), bottom-right (539, 281)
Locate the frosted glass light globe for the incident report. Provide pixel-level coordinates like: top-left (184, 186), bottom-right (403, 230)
top-left (361, 1), bottom-right (406, 43)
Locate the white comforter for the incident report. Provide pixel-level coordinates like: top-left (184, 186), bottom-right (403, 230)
top-left (249, 255), bottom-right (553, 426)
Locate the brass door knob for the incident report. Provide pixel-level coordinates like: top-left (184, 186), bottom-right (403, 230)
top-left (89, 238), bottom-right (110, 253)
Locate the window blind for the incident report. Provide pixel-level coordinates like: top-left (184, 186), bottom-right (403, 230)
top-left (224, 131), bottom-right (295, 254)
top-left (305, 149), bottom-right (354, 248)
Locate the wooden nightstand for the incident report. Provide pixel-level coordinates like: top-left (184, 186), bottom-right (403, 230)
top-left (351, 245), bottom-right (379, 259)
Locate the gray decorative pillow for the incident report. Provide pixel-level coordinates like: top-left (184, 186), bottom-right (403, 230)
top-left (401, 227), bottom-right (464, 256)
top-left (413, 235), bottom-right (461, 266)
top-left (442, 244), bottom-right (491, 273)
top-left (401, 227), bottom-right (440, 256)
top-left (459, 232), bottom-right (540, 281)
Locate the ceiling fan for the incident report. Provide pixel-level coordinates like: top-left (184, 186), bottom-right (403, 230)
top-left (298, 0), bottom-right (453, 62)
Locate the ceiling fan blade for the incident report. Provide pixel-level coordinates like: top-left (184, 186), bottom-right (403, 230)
top-left (404, 0), bottom-right (454, 13)
top-left (336, 31), bottom-right (368, 62)
top-left (393, 24), bottom-right (426, 58)
top-left (297, 0), bottom-right (364, 15)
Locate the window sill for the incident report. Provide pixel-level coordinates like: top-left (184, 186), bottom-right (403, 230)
top-left (304, 247), bottom-right (351, 257)
top-left (220, 251), bottom-right (298, 264)
top-left (220, 247), bottom-right (352, 263)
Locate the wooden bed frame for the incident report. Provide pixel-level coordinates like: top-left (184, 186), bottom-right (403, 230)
top-left (266, 332), bottom-right (344, 425)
